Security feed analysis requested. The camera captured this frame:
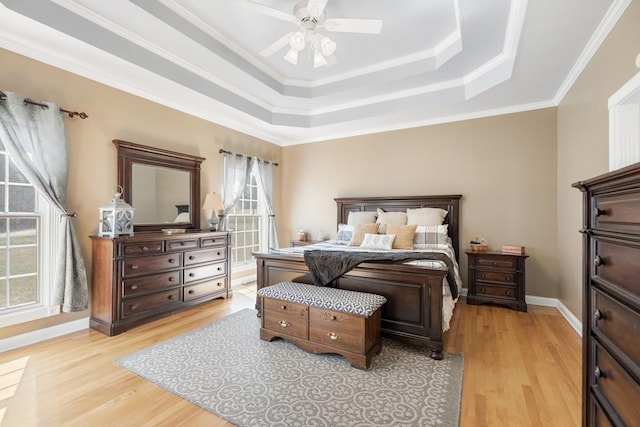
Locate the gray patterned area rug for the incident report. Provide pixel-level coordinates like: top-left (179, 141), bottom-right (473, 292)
top-left (115, 308), bottom-right (463, 427)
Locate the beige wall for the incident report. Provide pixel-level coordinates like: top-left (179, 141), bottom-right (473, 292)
top-left (281, 108), bottom-right (559, 297)
top-left (556, 1), bottom-right (640, 317)
top-left (0, 47), bottom-right (281, 339)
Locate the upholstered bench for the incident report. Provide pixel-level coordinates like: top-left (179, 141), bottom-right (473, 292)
top-left (257, 281), bottom-right (387, 369)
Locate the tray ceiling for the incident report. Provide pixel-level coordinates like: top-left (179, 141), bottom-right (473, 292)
top-left (0, 0), bottom-right (626, 145)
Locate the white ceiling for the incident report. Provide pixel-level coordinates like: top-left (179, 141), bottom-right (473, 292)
top-left (0, 0), bottom-right (627, 146)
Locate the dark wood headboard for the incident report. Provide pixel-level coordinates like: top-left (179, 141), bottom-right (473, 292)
top-left (335, 195), bottom-right (462, 261)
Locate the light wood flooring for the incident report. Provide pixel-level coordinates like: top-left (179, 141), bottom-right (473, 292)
top-left (0, 284), bottom-right (581, 426)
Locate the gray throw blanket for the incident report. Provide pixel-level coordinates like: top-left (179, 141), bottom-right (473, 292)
top-left (303, 250), bottom-right (458, 299)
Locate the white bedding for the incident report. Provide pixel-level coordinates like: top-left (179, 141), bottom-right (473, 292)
top-left (272, 240), bottom-right (462, 331)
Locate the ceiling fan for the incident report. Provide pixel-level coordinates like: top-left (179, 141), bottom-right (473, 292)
top-left (244, 0), bottom-right (383, 68)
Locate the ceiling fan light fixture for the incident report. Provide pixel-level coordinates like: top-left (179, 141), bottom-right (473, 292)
top-left (319, 36), bottom-right (336, 56)
top-left (313, 49), bottom-right (327, 68)
top-left (289, 31), bottom-right (306, 51)
top-left (284, 48), bottom-right (299, 65)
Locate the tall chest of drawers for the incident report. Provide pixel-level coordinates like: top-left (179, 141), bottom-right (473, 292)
top-left (573, 163), bottom-right (640, 427)
top-left (90, 230), bottom-right (230, 336)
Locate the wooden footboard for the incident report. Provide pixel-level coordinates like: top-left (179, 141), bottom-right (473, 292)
top-left (254, 252), bottom-right (448, 359)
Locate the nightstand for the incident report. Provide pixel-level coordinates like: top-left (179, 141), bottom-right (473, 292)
top-left (289, 240), bottom-right (317, 247)
top-left (465, 250), bottom-right (528, 312)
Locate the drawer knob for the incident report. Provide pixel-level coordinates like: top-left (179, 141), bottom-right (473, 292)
top-left (279, 320), bottom-right (290, 328)
top-left (493, 262), bottom-right (498, 266)
top-left (505, 275), bottom-right (511, 281)
top-left (593, 207), bottom-right (605, 217)
top-left (188, 290), bottom-right (195, 294)
top-left (130, 304), bottom-right (139, 310)
top-left (327, 332), bottom-right (341, 341)
top-left (217, 267), bottom-right (222, 271)
top-left (594, 366), bottom-right (604, 379)
top-left (480, 287), bottom-right (486, 293)
top-left (505, 290), bottom-right (511, 296)
top-left (330, 315), bottom-right (337, 321)
top-left (189, 273), bottom-right (195, 277)
top-left (594, 256), bottom-right (605, 267)
top-left (189, 255), bottom-right (195, 260)
top-left (481, 273), bottom-right (486, 279)
top-left (280, 305), bottom-right (287, 310)
top-left (216, 282), bottom-right (222, 287)
top-left (168, 277), bottom-right (175, 282)
top-left (142, 246), bottom-right (148, 251)
top-left (130, 265), bottom-right (138, 270)
top-left (131, 285), bottom-right (138, 290)
top-left (593, 309), bottom-right (604, 321)
top-left (168, 258), bottom-right (176, 263)
top-left (168, 294), bottom-right (176, 300)
top-left (217, 252), bottom-right (222, 256)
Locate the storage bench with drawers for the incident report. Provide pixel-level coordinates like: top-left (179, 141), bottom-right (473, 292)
top-left (257, 281), bottom-right (387, 370)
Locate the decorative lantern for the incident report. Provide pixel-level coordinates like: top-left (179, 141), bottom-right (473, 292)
top-left (98, 188), bottom-right (135, 237)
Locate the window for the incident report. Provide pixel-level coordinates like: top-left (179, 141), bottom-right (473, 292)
top-left (226, 167), bottom-right (268, 267)
top-left (0, 143), bottom-right (58, 327)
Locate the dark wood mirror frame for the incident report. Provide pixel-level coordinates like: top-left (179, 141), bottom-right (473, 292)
top-left (113, 139), bottom-right (205, 232)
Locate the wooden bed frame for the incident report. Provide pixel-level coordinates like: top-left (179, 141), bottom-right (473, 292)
top-left (254, 194), bottom-right (462, 359)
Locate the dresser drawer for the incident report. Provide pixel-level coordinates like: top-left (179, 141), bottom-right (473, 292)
top-left (184, 248), bottom-right (227, 266)
top-left (122, 271), bottom-right (180, 297)
top-left (592, 342), bottom-right (640, 427)
top-left (184, 261), bottom-right (226, 283)
top-left (184, 277), bottom-right (227, 301)
top-left (309, 308), bottom-right (365, 353)
top-left (594, 190), bottom-right (640, 234)
top-left (166, 239), bottom-right (198, 251)
top-left (589, 398), bottom-right (613, 427)
top-left (592, 239), bottom-right (640, 299)
top-left (475, 256), bottom-right (516, 269)
top-left (122, 253), bottom-right (182, 277)
top-left (592, 289), bottom-right (640, 366)
top-left (476, 270), bottom-right (516, 284)
top-left (122, 241), bottom-right (163, 256)
top-left (262, 307), bottom-right (308, 339)
top-left (201, 235), bottom-right (228, 247)
top-left (476, 284), bottom-right (517, 300)
top-left (121, 288), bottom-right (180, 318)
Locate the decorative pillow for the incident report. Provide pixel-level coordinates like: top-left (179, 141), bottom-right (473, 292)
top-left (360, 233), bottom-right (395, 250)
top-left (348, 223), bottom-right (380, 246)
top-left (347, 211), bottom-right (377, 225)
top-left (334, 224), bottom-right (353, 244)
top-left (385, 224), bottom-right (418, 250)
top-left (406, 207), bottom-right (448, 226)
top-left (413, 225), bottom-right (449, 248)
top-left (375, 208), bottom-right (407, 233)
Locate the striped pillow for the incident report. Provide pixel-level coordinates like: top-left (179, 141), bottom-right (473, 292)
top-left (348, 223), bottom-right (380, 246)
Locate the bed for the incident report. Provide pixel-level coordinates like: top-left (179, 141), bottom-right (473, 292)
top-left (254, 194), bottom-right (463, 359)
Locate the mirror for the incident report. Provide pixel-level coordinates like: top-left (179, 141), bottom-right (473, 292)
top-left (114, 140), bottom-right (205, 232)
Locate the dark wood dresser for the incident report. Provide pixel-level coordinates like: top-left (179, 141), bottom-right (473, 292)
top-left (90, 230), bottom-right (231, 336)
top-left (573, 162), bottom-right (640, 426)
top-left (465, 250), bottom-right (528, 312)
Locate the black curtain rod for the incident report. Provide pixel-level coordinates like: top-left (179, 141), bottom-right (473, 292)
top-left (219, 148), bottom-right (279, 166)
top-left (0, 90), bottom-right (89, 119)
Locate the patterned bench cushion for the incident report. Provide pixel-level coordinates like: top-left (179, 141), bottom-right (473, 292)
top-left (257, 281), bottom-right (387, 317)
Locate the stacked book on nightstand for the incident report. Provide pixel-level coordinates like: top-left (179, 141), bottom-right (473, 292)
top-left (502, 245), bottom-right (525, 255)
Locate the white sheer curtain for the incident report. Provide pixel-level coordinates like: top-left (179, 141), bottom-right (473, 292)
top-left (220, 153), bottom-right (254, 231)
top-left (255, 159), bottom-right (279, 249)
top-left (0, 91), bottom-right (88, 312)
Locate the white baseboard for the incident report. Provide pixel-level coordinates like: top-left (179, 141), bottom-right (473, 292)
top-left (0, 316), bottom-right (90, 353)
top-left (231, 274), bottom-right (257, 287)
top-left (461, 288), bottom-right (582, 336)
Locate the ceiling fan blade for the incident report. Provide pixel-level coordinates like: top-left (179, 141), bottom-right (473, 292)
top-left (306, 0), bottom-right (328, 17)
top-left (243, 1), bottom-right (298, 24)
top-left (322, 18), bottom-right (383, 34)
top-left (259, 32), bottom-right (294, 57)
